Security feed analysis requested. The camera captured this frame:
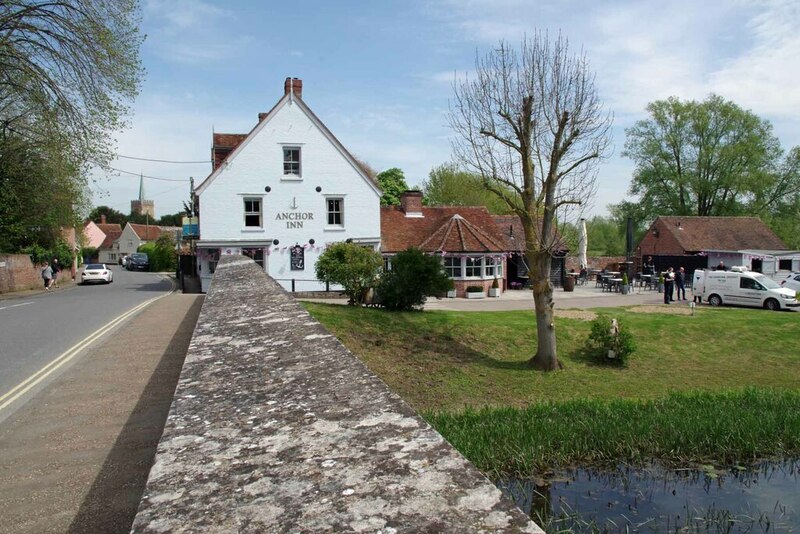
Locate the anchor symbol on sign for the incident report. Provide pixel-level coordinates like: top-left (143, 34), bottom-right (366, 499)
top-left (290, 197), bottom-right (298, 210)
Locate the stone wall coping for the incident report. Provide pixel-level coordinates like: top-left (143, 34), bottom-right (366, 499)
top-left (132, 255), bottom-right (541, 533)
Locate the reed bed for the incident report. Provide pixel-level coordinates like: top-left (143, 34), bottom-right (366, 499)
top-left (424, 388), bottom-right (800, 477)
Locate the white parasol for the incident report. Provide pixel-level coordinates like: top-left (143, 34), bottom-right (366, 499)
top-left (578, 218), bottom-right (588, 269)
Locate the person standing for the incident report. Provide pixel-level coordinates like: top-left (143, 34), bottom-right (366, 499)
top-left (675, 266), bottom-right (686, 300)
top-left (644, 256), bottom-right (655, 275)
top-left (663, 267), bottom-right (675, 304)
top-left (41, 261), bottom-right (53, 291)
top-left (51, 258), bottom-right (61, 288)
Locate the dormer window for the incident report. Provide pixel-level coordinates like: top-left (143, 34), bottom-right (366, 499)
top-left (283, 146), bottom-right (301, 177)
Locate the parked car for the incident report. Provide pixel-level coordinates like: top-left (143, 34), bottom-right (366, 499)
top-left (120, 255), bottom-right (129, 268)
top-left (81, 263), bottom-right (113, 285)
top-left (127, 252), bottom-right (150, 271)
top-left (701, 267), bottom-right (798, 311)
top-left (779, 272), bottom-right (800, 293)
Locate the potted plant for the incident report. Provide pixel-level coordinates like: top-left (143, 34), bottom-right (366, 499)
top-left (657, 274), bottom-right (665, 293)
top-left (488, 278), bottom-right (501, 297)
top-left (447, 287), bottom-right (457, 298)
top-left (621, 273), bottom-right (630, 294)
top-left (466, 285), bottom-right (485, 299)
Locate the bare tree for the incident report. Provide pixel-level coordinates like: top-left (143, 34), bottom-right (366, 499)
top-left (448, 33), bottom-right (611, 370)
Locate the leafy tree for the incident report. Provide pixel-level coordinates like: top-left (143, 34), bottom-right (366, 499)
top-left (623, 95), bottom-right (800, 218)
top-left (89, 206), bottom-right (128, 225)
top-left (422, 163), bottom-right (516, 214)
top-left (448, 33), bottom-right (611, 371)
top-left (377, 248), bottom-right (453, 311)
top-left (140, 233), bottom-right (177, 271)
top-left (0, 130), bottom-right (85, 252)
top-left (0, 0), bottom-right (144, 168)
top-left (584, 216), bottom-right (624, 256)
top-left (376, 167), bottom-right (410, 206)
top-left (157, 212), bottom-right (184, 227)
top-left (315, 242), bottom-right (383, 305)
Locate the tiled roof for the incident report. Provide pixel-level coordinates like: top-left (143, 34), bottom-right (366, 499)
top-left (99, 229), bottom-right (122, 249)
top-left (492, 215), bottom-right (568, 253)
top-left (381, 206), bottom-right (506, 253)
top-left (129, 224), bottom-right (180, 241)
top-left (212, 133), bottom-right (248, 170)
top-left (657, 216), bottom-right (786, 252)
top-left (96, 223), bottom-right (122, 235)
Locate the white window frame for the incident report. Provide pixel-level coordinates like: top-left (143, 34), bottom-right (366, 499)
top-left (444, 256), bottom-right (462, 278)
top-left (325, 197), bottom-right (344, 228)
top-left (465, 256), bottom-right (483, 278)
top-left (485, 256), bottom-right (503, 278)
top-left (243, 197), bottom-right (263, 229)
top-left (282, 146), bottom-right (301, 178)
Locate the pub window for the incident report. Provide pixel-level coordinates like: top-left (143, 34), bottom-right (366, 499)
top-left (283, 146), bottom-right (301, 176)
top-left (465, 256), bottom-right (482, 277)
top-left (779, 259), bottom-right (792, 270)
top-left (444, 256), bottom-right (462, 278)
top-left (485, 256), bottom-right (499, 277)
top-left (327, 198), bottom-right (344, 226)
top-left (383, 256), bottom-right (392, 272)
top-left (243, 198), bottom-right (262, 227)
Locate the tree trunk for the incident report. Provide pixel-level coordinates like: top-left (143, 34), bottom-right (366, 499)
top-left (527, 251), bottom-right (562, 370)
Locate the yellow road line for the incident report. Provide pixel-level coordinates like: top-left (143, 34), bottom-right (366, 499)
top-left (0, 290), bottom-right (173, 412)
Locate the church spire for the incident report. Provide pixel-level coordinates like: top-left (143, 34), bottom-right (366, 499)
top-left (138, 173), bottom-right (146, 201)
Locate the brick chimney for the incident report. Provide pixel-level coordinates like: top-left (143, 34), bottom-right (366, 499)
top-left (399, 191), bottom-right (424, 218)
top-left (284, 77), bottom-right (303, 99)
top-left (100, 214), bottom-right (106, 224)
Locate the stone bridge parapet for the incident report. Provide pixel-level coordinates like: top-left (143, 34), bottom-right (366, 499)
top-left (132, 255), bottom-right (540, 533)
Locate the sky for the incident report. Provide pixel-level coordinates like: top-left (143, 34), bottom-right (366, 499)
top-left (91, 0), bottom-right (800, 220)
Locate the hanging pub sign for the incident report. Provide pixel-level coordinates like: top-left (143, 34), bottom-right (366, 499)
top-left (290, 245), bottom-right (305, 271)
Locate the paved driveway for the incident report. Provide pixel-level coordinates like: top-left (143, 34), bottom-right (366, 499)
top-left (300, 284), bottom-right (681, 311)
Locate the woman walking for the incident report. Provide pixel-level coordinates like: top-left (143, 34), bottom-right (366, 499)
top-left (41, 261), bottom-right (53, 291)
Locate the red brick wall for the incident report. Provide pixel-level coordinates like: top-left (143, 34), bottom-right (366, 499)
top-left (451, 278), bottom-right (504, 298)
top-left (0, 254), bottom-right (43, 293)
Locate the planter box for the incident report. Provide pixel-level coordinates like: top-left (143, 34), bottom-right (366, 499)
top-left (447, 289), bottom-right (457, 298)
top-left (466, 291), bottom-right (485, 299)
top-left (621, 284), bottom-right (631, 295)
top-left (488, 288), bottom-right (500, 297)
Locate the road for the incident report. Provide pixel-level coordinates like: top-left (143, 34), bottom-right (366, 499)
top-left (0, 267), bottom-right (174, 422)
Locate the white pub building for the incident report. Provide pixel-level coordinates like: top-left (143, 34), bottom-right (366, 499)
top-left (194, 78), bottom-right (382, 293)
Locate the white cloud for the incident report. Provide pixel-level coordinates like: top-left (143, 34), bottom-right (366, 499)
top-left (709, 1), bottom-right (800, 121)
top-left (143, 0), bottom-right (252, 64)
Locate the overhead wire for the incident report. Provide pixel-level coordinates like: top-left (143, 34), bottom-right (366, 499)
top-left (115, 154), bottom-right (209, 164)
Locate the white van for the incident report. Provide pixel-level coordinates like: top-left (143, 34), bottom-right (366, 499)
top-left (701, 267), bottom-right (799, 311)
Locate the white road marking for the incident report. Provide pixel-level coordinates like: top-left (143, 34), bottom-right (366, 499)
top-left (0, 288), bottom-right (174, 413)
top-left (0, 301), bottom-right (33, 311)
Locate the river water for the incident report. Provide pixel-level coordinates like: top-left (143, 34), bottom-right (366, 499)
top-left (498, 461), bottom-right (799, 532)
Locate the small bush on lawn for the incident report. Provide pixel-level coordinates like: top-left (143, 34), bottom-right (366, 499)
top-left (315, 242), bottom-right (383, 305)
top-left (377, 247), bottom-right (453, 311)
top-left (586, 315), bottom-right (635, 366)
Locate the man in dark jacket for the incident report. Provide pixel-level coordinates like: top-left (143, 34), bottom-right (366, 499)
top-left (675, 266), bottom-right (686, 300)
top-left (51, 258), bottom-right (61, 288)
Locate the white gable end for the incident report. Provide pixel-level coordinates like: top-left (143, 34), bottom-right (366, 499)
top-left (194, 80), bottom-right (382, 293)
